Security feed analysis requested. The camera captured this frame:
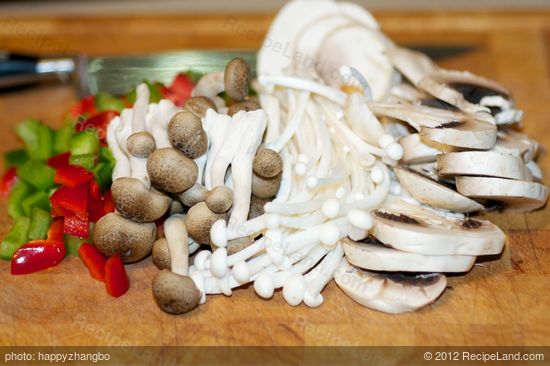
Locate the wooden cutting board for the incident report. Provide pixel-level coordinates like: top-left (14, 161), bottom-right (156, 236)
top-left (0, 12), bottom-right (549, 347)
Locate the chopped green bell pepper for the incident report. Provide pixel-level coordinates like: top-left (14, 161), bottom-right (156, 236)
top-left (70, 130), bottom-right (99, 157)
top-left (0, 216), bottom-right (30, 260)
top-left (15, 119), bottom-right (54, 161)
top-left (16, 160), bottom-right (56, 191)
top-left (69, 154), bottom-right (96, 171)
top-left (53, 125), bottom-right (75, 155)
top-left (8, 181), bottom-right (34, 219)
top-left (95, 93), bottom-right (125, 113)
top-left (21, 191), bottom-right (51, 216)
top-left (4, 149), bottom-right (29, 168)
top-left (28, 207), bottom-right (52, 241)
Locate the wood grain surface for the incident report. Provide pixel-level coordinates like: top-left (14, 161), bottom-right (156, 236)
top-left (0, 11), bottom-right (549, 347)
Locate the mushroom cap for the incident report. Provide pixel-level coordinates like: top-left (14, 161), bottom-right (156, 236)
top-left (184, 96), bottom-right (218, 119)
top-left (224, 57), bottom-right (251, 102)
top-left (168, 111), bottom-right (208, 159)
top-left (93, 213), bottom-right (157, 263)
top-left (227, 100), bottom-right (260, 117)
top-left (152, 238), bottom-right (171, 270)
top-left (251, 172), bottom-right (282, 199)
top-left (147, 148), bottom-right (198, 193)
top-left (205, 186), bottom-right (233, 214)
top-left (126, 131), bottom-right (156, 158)
top-left (112, 177), bottom-right (172, 222)
top-left (184, 202), bottom-right (226, 244)
top-left (177, 183), bottom-right (208, 207)
top-left (152, 270), bottom-right (201, 315)
top-left (253, 148), bottom-right (283, 178)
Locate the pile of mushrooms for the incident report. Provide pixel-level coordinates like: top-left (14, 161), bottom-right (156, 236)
top-left (99, 0), bottom-right (548, 315)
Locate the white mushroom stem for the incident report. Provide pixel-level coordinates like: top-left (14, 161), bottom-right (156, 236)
top-left (228, 109), bottom-right (268, 226)
top-left (106, 116), bottom-right (130, 179)
top-left (164, 214), bottom-right (190, 276)
top-left (302, 243), bottom-right (344, 307)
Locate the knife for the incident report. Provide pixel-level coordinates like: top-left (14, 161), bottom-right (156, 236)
top-left (0, 45), bottom-right (475, 96)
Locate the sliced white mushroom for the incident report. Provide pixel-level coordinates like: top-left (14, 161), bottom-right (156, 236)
top-left (342, 237), bottom-right (476, 273)
top-left (456, 176), bottom-right (549, 212)
top-left (334, 258), bottom-right (447, 314)
top-left (395, 166), bottom-right (483, 213)
top-left (371, 204), bottom-right (505, 256)
top-left (437, 151), bottom-right (533, 182)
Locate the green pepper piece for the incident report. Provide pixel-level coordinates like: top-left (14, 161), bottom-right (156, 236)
top-left (16, 160), bottom-right (56, 191)
top-left (53, 125), bottom-right (75, 155)
top-left (64, 235), bottom-right (87, 256)
top-left (95, 93), bottom-right (125, 112)
top-left (28, 207), bottom-right (52, 241)
top-left (8, 181), bottom-right (35, 219)
top-left (0, 216), bottom-right (31, 260)
top-left (4, 149), bottom-right (29, 168)
top-left (69, 154), bottom-right (95, 171)
top-left (21, 191), bottom-right (51, 216)
top-left (15, 119), bottom-right (53, 161)
top-left (70, 130), bottom-right (99, 157)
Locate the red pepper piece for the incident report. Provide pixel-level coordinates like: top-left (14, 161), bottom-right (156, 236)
top-left (54, 165), bottom-right (94, 188)
top-left (162, 73), bottom-right (194, 106)
top-left (103, 189), bottom-right (114, 215)
top-left (47, 219), bottom-right (64, 241)
top-left (11, 240), bottom-right (66, 275)
top-left (47, 152), bottom-right (71, 170)
top-left (78, 243), bottom-right (107, 281)
top-left (70, 95), bottom-right (97, 119)
top-left (76, 111), bottom-right (118, 143)
top-left (63, 213), bottom-right (89, 238)
top-left (104, 255), bottom-right (129, 297)
top-left (50, 184), bottom-right (89, 219)
top-left (0, 167), bottom-right (18, 197)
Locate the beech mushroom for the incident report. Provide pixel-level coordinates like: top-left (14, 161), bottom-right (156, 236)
top-left (93, 213), bottom-right (156, 263)
top-left (168, 111), bottom-right (208, 159)
top-left (111, 177), bottom-right (171, 222)
top-left (184, 96), bottom-right (217, 119)
top-left (147, 148), bottom-right (198, 193)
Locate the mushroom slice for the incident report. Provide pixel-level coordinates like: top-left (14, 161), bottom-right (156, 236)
top-left (371, 205), bottom-right (505, 256)
top-left (395, 166), bottom-right (483, 213)
top-left (334, 258), bottom-right (447, 314)
top-left (343, 237), bottom-right (476, 273)
top-left (368, 102), bottom-right (497, 149)
top-left (456, 176), bottom-right (549, 212)
top-left (437, 151), bottom-right (533, 181)
top-left (400, 133), bottom-right (443, 164)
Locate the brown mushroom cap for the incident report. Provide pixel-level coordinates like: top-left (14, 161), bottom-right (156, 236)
top-left (152, 270), bottom-right (200, 315)
top-left (224, 57), bottom-right (251, 102)
top-left (112, 177), bottom-right (171, 222)
top-left (177, 183), bottom-right (209, 207)
top-left (184, 202), bottom-right (226, 244)
top-left (127, 131), bottom-right (156, 158)
top-left (93, 213), bottom-right (156, 263)
top-left (205, 186), bottom-right (233, 214)
top-left (253, 148), bottom-right (283, 178)
top-left (227, 100), bottom-right (260, 117)
top-left (152, 238), bottom-right (171, 270)
top-left (168, 111), bottom-right (208, 159)
top-left (147, 148), bottom-right (198, 193)
top-left (252, 173), bottom-right (282, 199)
top-left (184, 96), bottom-right (218, 119)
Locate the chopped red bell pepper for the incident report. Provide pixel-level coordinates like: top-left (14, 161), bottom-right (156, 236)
top-left (70, 95), bottom-right (97, 119)
top-left (11, 240), bottom-right (65, 275)
top-left (161, 73), bottom-right (194, 106)
top-left (76, 111), bottom-right (118, 143)
top-left (63, 213), bottom-right (89, 238)
top-left (78, 243), bottom-right (107, 281)
top-left (47, 219), bottom-right (64, 242)
top-left (104, 255), bottom-right (129, 297)
top-left (0, 167), bottom-right (18, 197)
top-left (50, 184), bottom-right (89, 219)
top-left (103, 189), bottom-right (114, 215)
top-left (54, 165), bottom-right (94, 188)
top-left (47, 152), bottom-right (71, 170)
